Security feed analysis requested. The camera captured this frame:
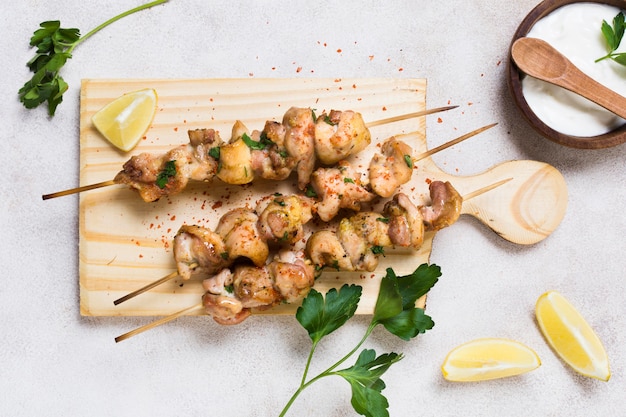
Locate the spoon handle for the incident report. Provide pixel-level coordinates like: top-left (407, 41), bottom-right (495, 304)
top-left (560, 64), bottom-right (626, 120)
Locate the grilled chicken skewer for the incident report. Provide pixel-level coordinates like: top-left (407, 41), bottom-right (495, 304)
top-left (114, 178), bottom-right (511, 343)
top-left (42, 106), bottom-right (457, 201)
top-left (113, 123), bottom-right (496, 305)
top-left (113, 193), bottom-right (316, 305)
top-left (200, 183), bottom-right (462, 326)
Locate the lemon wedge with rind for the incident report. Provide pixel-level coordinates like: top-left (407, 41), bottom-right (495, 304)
top-left (441, 338), bottom-right (541, 382)
top-left (536, 291), bottom-right (610, 381)
top-left (92, 88), bottom-right (158, 152)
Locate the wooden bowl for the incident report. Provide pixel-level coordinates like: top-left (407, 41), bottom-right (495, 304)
top-left (508, 0), bottom-right (626, 149)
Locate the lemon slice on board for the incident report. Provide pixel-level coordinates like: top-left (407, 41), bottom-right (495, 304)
top-left (91, 88), bottom-right (158, 152)
top-left (536, 291), bottom-right (610, 381)
top-left (441, 338), bottom-right (541, 382)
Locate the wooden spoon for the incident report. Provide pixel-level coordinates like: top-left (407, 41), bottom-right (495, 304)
top-left (511, 37), bottom-right (626, 119)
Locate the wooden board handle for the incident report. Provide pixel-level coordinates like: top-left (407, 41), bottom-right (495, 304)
top-left (457, 160), bottom-right (567, 245)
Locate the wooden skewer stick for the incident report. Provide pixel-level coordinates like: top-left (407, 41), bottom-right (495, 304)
top-left (42, 180), bottom-right (116, 200)
top-left (413, 123), bottom-right (497, 162)
top-left (113, 177), bottom-right (512, 343)
top-left (462, 177), bottom-right (512, 200)
top-left (41, 105), bottom-right (458, 200)
top-left (110, 120), bottom-right (495, 307)
top-left (112, 268), bottom-right (194, 306)
top-left (365, 105), bottom-right (458, 128)
top-left (114, 304), bottom-right (203, 343)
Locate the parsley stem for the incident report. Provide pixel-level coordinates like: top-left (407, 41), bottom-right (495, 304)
top-left (68, 0), bottom-right (168, 53)
top-left (278, 323), bottom-right (376, 417)
top-left (320, 323), bottom-right (376, 374)
top-left (299, 340), bottom-right (319, 386)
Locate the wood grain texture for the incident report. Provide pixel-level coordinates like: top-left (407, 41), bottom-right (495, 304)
top-left (79, 78), bottom-right (567, 318)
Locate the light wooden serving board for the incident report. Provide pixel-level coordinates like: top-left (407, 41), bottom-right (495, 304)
top-left (78, 78), bottom-right (568, 317)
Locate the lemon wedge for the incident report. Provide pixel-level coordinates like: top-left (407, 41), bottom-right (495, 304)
top-left (536, 291), bottom-right (610, 381)
top-left (92, 88), bottom-right (158, 152)
top-left (441, 338), bottom-right (541, 382)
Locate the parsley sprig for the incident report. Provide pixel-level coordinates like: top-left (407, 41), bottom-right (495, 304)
top-left (19, 0), bottom-right (168, 116)
top-left (596, 11), bottom-right (626, 65)
top-left (279, 264), bottom-right (441, 417)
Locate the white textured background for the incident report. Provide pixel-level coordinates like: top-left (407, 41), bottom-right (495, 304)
top-left (1, 1), bottom-right (625, 416)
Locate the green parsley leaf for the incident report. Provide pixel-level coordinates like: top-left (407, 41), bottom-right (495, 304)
top-left (371, 245), bottom-right (385, 256)
top-left (376, 217), bottom-right (389, 224)
top-left (337, 349), bottom-right (402, 390)
top-left (19, 0), bottom-right (168, 116)
top-left (295, 284), bottom-right (362, 344)
top-left (378, 308), bottom-right (435, 341)
top-left (208, 146), bottom-right (220, 160)
top-left (273, 198), bottom-right (287, 206)
top-left (305, 185), bottom-right (318, 198)
top-left (373, 265), bottom-right (441, 340)
top-left (155, 160), bottom-right (177, 189)
top-left (336, 349), bottom-right (403, 417)
top-left (596, 12), bottom-right (626, 65)
top-left (241, 132), bottom-right (275, 150)
top-left (344, 177), bottom-right (355, 184)
top-left (615, 54), bottom-right (626, 66)
top-left (395, 263), bottom-right (441, 309)
top-left (372, 271), bottom-right (403, 323)
top-left (404, 154), bottom-right (413, 168)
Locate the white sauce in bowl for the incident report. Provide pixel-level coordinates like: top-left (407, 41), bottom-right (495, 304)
top-left (522, 2), bottom-right (626, 136)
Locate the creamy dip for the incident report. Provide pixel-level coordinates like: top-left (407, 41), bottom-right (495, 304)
top-left (522, 2), bottom-right (626, 136)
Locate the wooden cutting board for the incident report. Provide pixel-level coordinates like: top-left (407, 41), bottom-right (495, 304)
top-left (78, 78), bottom-right (568, 317)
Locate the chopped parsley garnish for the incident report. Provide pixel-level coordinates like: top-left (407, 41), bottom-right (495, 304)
top-left (305, 185), bottom-right (318, 198)
top-left (208, 146), bottom-right (220, 160)
top-left (343, 177), bottom-right (355, 184)
top-left (323, 115), bottom-right (336, 126)
top-left (371, 245), bottom-right (385, 256)
top-left (155, 160), bottom-right (176, 189)
top-left (376, 217), bottom-right (389, 224)
top-left (404, 154), bottom-right (413, 168)
top-left (241, 132), bottom-right (274, 150)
